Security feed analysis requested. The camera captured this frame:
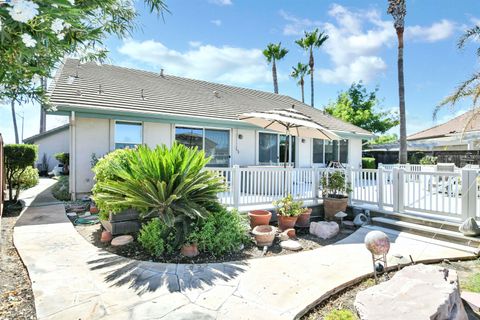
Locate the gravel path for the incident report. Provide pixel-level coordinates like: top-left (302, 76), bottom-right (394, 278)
top-left (0, 202), bottom-right (36, 320)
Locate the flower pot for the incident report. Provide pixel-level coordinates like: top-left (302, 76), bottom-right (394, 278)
top-left (323, 197), bottom-right (348, 221)
top-left (296, 208), bottom-right (312, 228)
top-left (100, 230), bottom-right (112, 243)
top-left (181, 244), bottom-right (199, 258)
top-left (248, 210), bottom-right (272, 229)
top-left (277, 215), bottom-right (298, 231)
top-left (252, 225), bottom-right (276, 247)
top-left (90, 205), bottom-right (99, 214)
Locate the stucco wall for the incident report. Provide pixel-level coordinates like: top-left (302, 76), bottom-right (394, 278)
top-left (349, 137), bottom-right (363, 169)
top-left (144, 122), bottom-right (173, 148)
top-left (232, 128), bottom-right (256, 166)
top-left (30, 128), bottom-right (69, 171)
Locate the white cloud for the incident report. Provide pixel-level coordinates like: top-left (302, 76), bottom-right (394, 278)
top-left (208, 0), bottom-right (232, 6)
top-left (405, 19), bottom-right (456, 42)
top-left (188, 41), bottom-right (202, 48)
top-left (118, 40), bottom-right (271, 85)
top-left (281, 4), bottom-right (457, 85)
top-left (210, 19), bottom-right (222, 27)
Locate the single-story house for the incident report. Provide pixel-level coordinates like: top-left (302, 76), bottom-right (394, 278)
top-left (23, 124), bottom-right (69, 172)
top-left (46, 59), bottom-right (373, 199)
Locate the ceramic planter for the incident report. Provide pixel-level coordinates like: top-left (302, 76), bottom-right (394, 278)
top-left (181, 244), bottom-right (199, 258)
top-left (100, 230), bottom-right (112, 243)
top-left (248, 210), bottom-right (272, 229)
top-left (252, 225), bottom-right (276, 247)
top-left (277, 215), bottom-right (298, 231)
top-left (296, 208), bottom-right (312, 228)
top-left (90, 205), bottom-right (99, 214)
top-left (323, 197), bottom-right (348, 221)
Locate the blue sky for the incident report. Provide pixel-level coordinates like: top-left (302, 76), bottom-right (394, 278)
top-left (1, 0), bottom-right (479, 143)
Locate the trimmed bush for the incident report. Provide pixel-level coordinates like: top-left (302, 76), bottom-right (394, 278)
top-left (52, 176), bottom-right (70, 201)
top-left (188, 205), bottom-right (250, 256)
top-left (419, 155), bottom-right (437, 165)
top-left (362, 157), bottom-right (376, 169)
top-left (138, 218), bottom-right (176, 256)
top-left (4, 144), bottom-right (38, 201)
top-left (15, 166), bottom-right (39, 190)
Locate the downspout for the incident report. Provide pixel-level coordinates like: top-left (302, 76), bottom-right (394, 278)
top-left (70, 111), bottom-right (76, 200)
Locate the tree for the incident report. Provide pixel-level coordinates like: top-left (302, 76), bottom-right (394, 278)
top-left (295, 29), bottom-right (329, 107)
top-left (369, 133), bottom-right (398, 145)
top-left (436, 24), bottom-right (480, 127)
top-left (4, 144), bottom-right (38, 202)
top-left (263, 43), bottom-right (289, 94)
top-left (325, 82), bottom-right (399, 134)
top-left (387, 0), bottom-right (407, 164)
top-left (290, 63), bottom-right (309, 103)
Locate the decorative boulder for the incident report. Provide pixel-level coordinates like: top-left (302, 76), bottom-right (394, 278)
top-left (459, 218), bottom-right (480, 236)
top-left (354, 264), bottom-right (467, 320)
top-left (280, 240), bottom-right (302, 251)
top-left (309, 221), bottom-right (339, 239)
top-left (111, 235), bottom-right (134, 247)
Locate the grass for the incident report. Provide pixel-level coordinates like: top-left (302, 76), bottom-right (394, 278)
top-left (324, 309), bottom-right (357, 320)
top-left (461, 273), bottom-right (480, 293)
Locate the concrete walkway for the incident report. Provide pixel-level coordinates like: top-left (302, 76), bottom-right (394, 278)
top-left (14, 179), bottom-right (477, 320)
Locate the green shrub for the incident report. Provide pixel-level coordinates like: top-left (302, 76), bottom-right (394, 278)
top-left (52, 176), bottom-right (70, 201)
top-left (273, 194), bottom-right (304, 217)
top-left (54, 152), bottom-right (69, 165)
top-left (324, 309), bottom-right (357, 320)
top-left (138, 218), bottom-right (176, 256)
top-left (15, 166), bottom-right (39, 190)
top-left (362, 157), bottom-right (376, 169)
top-left (93, 143), bottom-right (225, 245)
top-left (188, 206), bottom-right (250, 256)
top-left (321, 171), bottom-right (351, 198)
top-left (419, 155), bottom-right (438, 165)
top-left (4, 144), bottom-right (38, 201)
top-left (461, 273), bottom-right (480, 293)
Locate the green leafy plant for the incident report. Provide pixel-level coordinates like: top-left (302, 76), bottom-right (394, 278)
top-left (324, 309), bottom-right (357, 320)
top-left (321, 171), bottom-right (351, 199)
top-left (419, 155), bottom-right (438, 165)
top-left (11, 166), bottom-right (39, 199)
top-left (52, 176), bottom-right (70, 201)
top-left (138, 218), bottom-right (176, 257)
top-left (362, 157), bottom-right (376, 169)
top-left (273, 194), bottom-right (305, 217)
top-left (93, 143), bottom-right (225, 245)
top-left (188, 205), bottom-right (250, 256)
top-left (4, 144), bottom-right (38, 201)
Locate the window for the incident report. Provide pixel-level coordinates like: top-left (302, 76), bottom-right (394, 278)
top-left (340, 139), bottom-right (349, 163)
top-left (115, 121), bottom-right (142, 149)
top-left (312, 139), bottom-right (324, 164)
top-left (175, 127), bottom-right (230, 167)
top-left (279, 135), bottom-right (295, 164)
top-left (259, 132), bottom-right (278, 164)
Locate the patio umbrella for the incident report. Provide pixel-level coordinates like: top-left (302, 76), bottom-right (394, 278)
top-left (239, 105), bottom-right (339, 167)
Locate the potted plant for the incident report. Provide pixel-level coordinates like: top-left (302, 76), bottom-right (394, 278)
top-left (321, 171), bottom-right (352, 221)
top-left (273, 194), bottom-right (304, 231)
top-left (248, 210), bottom-right (272, 229)
top-left (296, 207), bottom-right (312, 228)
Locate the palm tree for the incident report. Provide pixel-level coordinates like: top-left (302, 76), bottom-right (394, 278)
top-left (263, 43), bottom-right (289, 94)
top-left (291, 63), bottom-right (309, 103)
top-left (436, 25), bottom-right (480, 128)
top-left (387, 0), bottom-right (407, 164)
top-left (295, 29), bottom-right (329, 107)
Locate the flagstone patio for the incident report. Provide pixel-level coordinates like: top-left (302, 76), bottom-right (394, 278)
top-left (13, 179), bottom-right (477, 320)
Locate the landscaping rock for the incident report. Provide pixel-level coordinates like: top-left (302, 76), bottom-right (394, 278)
top-left (461, 291), bottom-right (480, 312)
top-left (354, 264), bottom-right (467, 320)
top-left (280, 240), bottom-right (302, 251)
top-left (459, 218), bottom-right (480, 236)
top-left (111, 235), bottom-right (134, 247)
top-left (309, 221), bottom-right (339, 239)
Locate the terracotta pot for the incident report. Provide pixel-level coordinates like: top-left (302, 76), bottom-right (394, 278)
top-left (252, 225), bottom-right (276, 247)
top-left (323, 197), bottom-right (348, 221)
top-left (277, 215), bottom-right (298, 231)
top-left (90, 205), bottom-right (99, 214)
top-left (248, 210), bottom-right (272, 229)
top-left (100, 230), bottom-right (112, 243)
top-left (181, 244), bottom-right (199, 258)
top-left (296, 208), bottom-right (312, 228)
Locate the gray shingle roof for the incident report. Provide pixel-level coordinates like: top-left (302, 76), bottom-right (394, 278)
top-left (49, 59), bottom-right (372, 136)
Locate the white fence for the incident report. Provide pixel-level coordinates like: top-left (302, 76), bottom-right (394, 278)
top-left (206, 165), bottom-right (480, 221)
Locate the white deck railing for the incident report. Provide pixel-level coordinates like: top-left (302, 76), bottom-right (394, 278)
top-left (206, 165), bottom-right (480, 221)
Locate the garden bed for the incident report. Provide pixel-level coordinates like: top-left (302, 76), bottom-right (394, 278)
top-left (74, 220), bottom-right (354, 264)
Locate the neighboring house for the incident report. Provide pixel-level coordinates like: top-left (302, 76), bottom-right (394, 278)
top-left (47, 59), bottom-right (373, 198)
top-left (23, 124), bottom-right (69, 172)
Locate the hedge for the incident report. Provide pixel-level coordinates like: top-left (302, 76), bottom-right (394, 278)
top-left (4, 144), bottom-right (38, 201)
top-left (362, 157), bottom-right (376, 169)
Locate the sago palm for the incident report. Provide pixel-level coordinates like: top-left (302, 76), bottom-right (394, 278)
top-left (291, 62), bottom-right (309, 103)
top-left (93, 144), bottom-right (226, 245)
top-left (295, 29), bottom-right (329, 107)
top-left (263, 42), bottom-right (289, 94)
top-left (387, 0), bottom-right (407, 164)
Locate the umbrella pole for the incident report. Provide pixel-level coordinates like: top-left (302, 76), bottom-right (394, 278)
top-left (283, 128), bottom-right (289, 196)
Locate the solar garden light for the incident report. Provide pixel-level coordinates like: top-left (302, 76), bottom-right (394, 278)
top-left (335, 211), bottom-right (347, 228)
top-left (364, 230), bottom-right (390, 283)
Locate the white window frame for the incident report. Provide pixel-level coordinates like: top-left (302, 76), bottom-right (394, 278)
top-left (256, 131), bottom-right (295, 166)
top-left (114, 120), bottom-right (143, 149)
top-left (174, 124), bottom-right (232, 167)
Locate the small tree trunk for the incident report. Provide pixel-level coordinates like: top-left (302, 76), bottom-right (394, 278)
top-left (309, 48), bottom-right (315, 107)
top-left (11, 100), bottom-right (19, 144)
top-left (39, 76), bottom-right (47, 133)
top-left (272, 59), bottom-right (279, 94)
top-left (397, 28), bottom-right (407, 164)
top-left (300, 78), bottom-right (305, 103)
